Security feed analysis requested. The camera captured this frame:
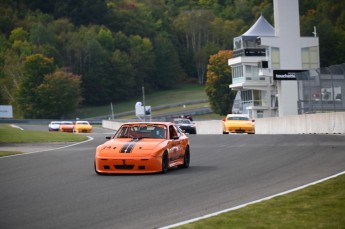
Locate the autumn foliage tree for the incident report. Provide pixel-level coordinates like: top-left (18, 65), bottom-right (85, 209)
top-left (35, 71), bottom-right (82, 118)
top-left (205, 50), bottom-right (235, 116)
top-left (16, 54), bottom-right (55, 118)
top-left (16, 54), bottom-right (82, 118)
top-left (0, 0), bottom-right (344, 118)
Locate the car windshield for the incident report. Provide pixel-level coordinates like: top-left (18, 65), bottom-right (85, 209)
top-left (77, 121), bottom-right (89, 125)
top-left (114, 124), bottom-right (167, 139)
top-left (174, 119), bottom-right (191, 124)
top-left (61, 121), bottom-right (73, 125)
top-left (228, 116), bottom-right (249, 121)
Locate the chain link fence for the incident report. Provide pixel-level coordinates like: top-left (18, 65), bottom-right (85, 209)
top-left (296, 63), bottom-right (345, 114)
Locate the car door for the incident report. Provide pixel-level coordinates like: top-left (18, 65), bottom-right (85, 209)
top-left (168, 125), bottom-right (182, 162)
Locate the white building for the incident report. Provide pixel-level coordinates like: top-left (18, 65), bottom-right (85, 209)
top-left (228, 0), bottom-right (319, 118)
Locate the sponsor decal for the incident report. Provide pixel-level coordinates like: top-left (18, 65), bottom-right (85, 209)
top-left (273, 70), bottom-right (306, 80)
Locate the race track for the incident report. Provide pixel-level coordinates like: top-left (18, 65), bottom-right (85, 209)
top-left (1, 126), bottom-right (345, 229)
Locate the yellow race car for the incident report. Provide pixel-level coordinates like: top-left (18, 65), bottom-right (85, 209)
top-left (74, 121), bottom-right (93, 133)
top-left (222, 114), bottom-right (255, 134)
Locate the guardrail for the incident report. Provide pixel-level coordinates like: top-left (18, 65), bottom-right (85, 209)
top-left (0, 119), bottom-right (103, 125)
top-left (103, 112), bottom-right (345, 135)
top-left (255, 112), bottom-right (345, 134)
top-left (2, 112), bottom-right (344, 135)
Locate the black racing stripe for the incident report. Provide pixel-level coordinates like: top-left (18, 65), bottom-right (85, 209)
top-left (120, 139), bottom-right (141, 153)
top-left (120, 139), bottom-right (135, 153)
top-left (125, 139), bottom-right (141, 153)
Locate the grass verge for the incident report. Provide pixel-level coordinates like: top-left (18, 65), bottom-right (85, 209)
top-left (0, 124), bottom-right (88, 156)
top-left (76, 84), bottom-right (208, 118)
top-left (177, 173), bottom-right (345, 229)
top-left (0, 151), bottom-right (23, 157)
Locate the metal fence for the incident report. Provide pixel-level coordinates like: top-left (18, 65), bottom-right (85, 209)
top-left (296, 63), bottom-right (345, 114)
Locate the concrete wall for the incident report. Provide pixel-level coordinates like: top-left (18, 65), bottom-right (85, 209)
top-left (102, 120), bottom-right (223, 134)
top-left (103, 112), bottom-right (345, 135)
top-left (255, 112), bottom-right (345, 134)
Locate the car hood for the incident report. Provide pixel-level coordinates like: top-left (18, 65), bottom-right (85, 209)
top-left (98, 138), bottom-right (166, 156)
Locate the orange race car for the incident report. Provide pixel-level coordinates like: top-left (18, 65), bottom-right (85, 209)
top-left (94, 122), bottom-right (190, 174)
top-left (59, 121), bottom-right (75, 132)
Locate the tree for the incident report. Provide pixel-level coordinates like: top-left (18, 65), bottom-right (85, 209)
top-left (97, 27), bottom-right (115, 52)
top-left (128, 35), bottom-right (156, 93)
top-left (205, 50), bottom-right (235, 115)
top-left (300, 0), bottom-right (345, 67)
top-left (174, 10), bottom-right (215, 84)
top-left (111, 49), bottom-right (136, 100)
top-left (16, 54), bottom-right (55, 118)
top-left (35, 71), bottom-right (82, 118)
top-left (82, 55), bottom-right (115, 105)
top-left (153, 33), bottom-right (181, 89)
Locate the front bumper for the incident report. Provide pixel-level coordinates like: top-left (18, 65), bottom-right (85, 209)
top-left (75, 128), bottom-right (91, 133)
top-left (225, 127), bottom-right (255, 134)
top-left (95, 156), bottom-right (162, 174)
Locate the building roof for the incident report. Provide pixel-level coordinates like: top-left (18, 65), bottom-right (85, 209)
top-left (242, 15), bottom-right (275, 37)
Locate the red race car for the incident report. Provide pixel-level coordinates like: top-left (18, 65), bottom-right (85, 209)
top-left (94, 122), bottom-right (190, 174)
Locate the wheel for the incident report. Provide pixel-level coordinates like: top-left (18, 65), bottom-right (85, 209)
top-left (223, 131), bottom-right (228, 134)
top-left (179, 146), bottom-right (190, 168)
top-left (161, 151), bottom-right (168, 174)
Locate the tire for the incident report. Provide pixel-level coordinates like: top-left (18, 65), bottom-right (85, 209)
top-left (223, 131), bottom-right (228, 134)
top-left (161, 151), bottom-right (168, 174)
top-left (179, 146), bottom-right (190, 168)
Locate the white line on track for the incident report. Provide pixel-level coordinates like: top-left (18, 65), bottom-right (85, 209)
top-left (159, 170), bottom-right (345, 229)
top-left (10, 124), bottom-right (24, 130)
top-left (1, 136), bottom-right (94, 158)
top-left (29, 136), bottom-right (94, 153)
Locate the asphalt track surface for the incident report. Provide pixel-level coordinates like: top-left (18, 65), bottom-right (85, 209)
top-left (1, 125), bottom-right (345, 229)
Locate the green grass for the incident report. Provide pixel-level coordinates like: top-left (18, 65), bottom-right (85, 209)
top-left (76, 84), bottom-right (208, 118)
top-left (118, 102), bottom-right (217, 120)
top-left (177, 174), bottom-right (345, 229)
top-left (0, 124), bottom-right (88, 143)
top-left (0, 151), bottom-right (23, 157)
top-left (0, 124), bottom-right (88, 156)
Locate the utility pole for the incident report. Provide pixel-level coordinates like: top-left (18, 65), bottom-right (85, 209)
top-left (142, 86), bottom-right (146, 122)
top-left (110, 102), bottom-right (114, 120)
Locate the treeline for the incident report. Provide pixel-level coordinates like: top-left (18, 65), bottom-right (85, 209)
top-left (0, 0), bottom-right (344, 118)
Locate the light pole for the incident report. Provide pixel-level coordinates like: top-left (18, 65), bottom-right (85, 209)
top-left (142, 86), bottom-right (146, 122)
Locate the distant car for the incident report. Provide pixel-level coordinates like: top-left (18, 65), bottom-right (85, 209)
top-left (178, 115), bottom-right (193, 121)
top-left (74, 121), bottom-right (92, 133)
top-left (222, 114), bottom-right (255, 134)
top-left (173, 118), bottom-right (197, 134)
top-left (48, 121), bottom-right (61, 131)
top-left (59, 121), bottom-right (74, 132)
top-left (94, 122), bottom-right (190, 174)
